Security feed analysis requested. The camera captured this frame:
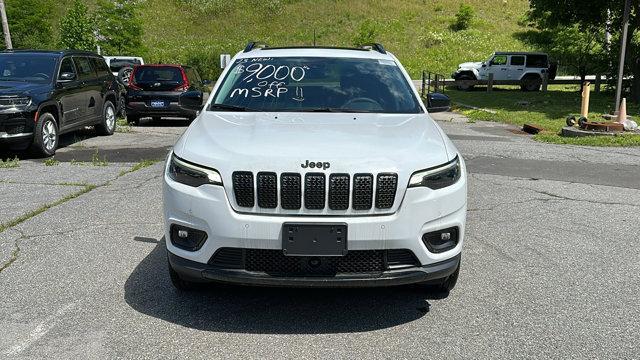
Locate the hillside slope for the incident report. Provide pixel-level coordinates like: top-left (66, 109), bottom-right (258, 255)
top-left (57, 0), bottom-right (533, 78)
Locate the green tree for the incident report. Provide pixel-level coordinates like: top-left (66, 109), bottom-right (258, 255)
top-left (450, 3), bottom-right (475, 31)
top-left (528, 0), bottom-right (640, 100)
top-left (59, 0), bottom-right (96, 51)
top-left (95, 0), bottom-right (144, 55)
top-left (2, 0), bottom-right (54, 49)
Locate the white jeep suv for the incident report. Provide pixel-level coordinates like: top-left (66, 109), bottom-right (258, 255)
top-left (453, 52), bottom-right (556, 91)
top-left (163, 43), bottom-right (467, 292)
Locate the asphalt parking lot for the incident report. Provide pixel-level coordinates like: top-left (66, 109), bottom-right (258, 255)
top-left (1, 114), bottom-right (639, 359)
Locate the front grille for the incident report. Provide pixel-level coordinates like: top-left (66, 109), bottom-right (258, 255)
top-left (231, 171), bottom-right (397, 212)
top-left (328, 174), bottom-right (350, 210)
top-left (304, 173), bottom-right (326, 210)
top-left (375, 173), bottom-right (398, 209)
top-left (257, 172), bottom-right (277, 208)
top-left (232, 171), bottom-right (254, 207)
top-left (0, 116), bottom-right (27, 134)
top-left (208, 248), bottom-right (419, 275)
top-left (352, 174), bottom-right (374, 210)
top-left (280, 173), bottom-right (301, 209)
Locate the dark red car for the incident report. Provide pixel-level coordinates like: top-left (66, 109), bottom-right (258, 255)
top-left (125, 64), bottom-right (210, 125)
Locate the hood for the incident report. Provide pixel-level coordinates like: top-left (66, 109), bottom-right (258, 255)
top-left (0, 81), bottom-right (50, 96)
top-left (457, 62), bottom-right (483, 70)
top-left (174, 112), bottom-right (451, 214)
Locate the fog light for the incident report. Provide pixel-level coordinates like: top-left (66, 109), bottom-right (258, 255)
top-left (170, 224), bottom-right (207, 251)
top-left (422, 227), bottom-right (459, 253)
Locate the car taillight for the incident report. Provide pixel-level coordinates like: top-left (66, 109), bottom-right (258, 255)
top-left (174, 68), bottom-right (190, 92)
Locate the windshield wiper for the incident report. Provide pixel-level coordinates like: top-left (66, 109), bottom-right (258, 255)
top-left (209, 103), bottom-right (253, 111)
top-left (299, 107), bottom-right (376, 113)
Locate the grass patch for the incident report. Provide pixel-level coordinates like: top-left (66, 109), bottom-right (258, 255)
top-left (447, 85), bottom-right (640, 146)
top-left (91, 150), bottom-right (109, 166)
top-left (0, 156), bottom-right (20, 168)
top-left (119, 159), bottom-right (159, 176)
top-left (44, 157), bottom-right (60, 166)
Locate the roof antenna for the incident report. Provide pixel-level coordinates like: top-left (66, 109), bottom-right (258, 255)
top-left (313, 29), bottom-right (316, 47)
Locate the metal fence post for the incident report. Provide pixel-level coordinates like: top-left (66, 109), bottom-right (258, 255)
top-left (542, 73), bottom-right (549, 92)
top-left (487, 73), bottom-right (494, 92)
top-left (421, 70), bottom-right (426, 97)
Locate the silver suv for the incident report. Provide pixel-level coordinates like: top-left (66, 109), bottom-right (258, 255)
top-left (452, 52), bottom-right (557, 91)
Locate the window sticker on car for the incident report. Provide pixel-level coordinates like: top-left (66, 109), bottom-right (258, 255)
top-left (228, 61), bottom-right (309, 100)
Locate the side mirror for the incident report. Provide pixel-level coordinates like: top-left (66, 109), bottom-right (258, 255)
top-left (179, 90), bottom-right (204, 111)
top-left (426, 93), bottom-right (451, 113)
top-left (482, 63), bottom-right (487, 68)
top-left (58, 72), bottom-right (76, 82)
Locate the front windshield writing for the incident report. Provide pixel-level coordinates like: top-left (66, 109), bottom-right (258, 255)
top-left (212, 57), bottom-right (422, 113)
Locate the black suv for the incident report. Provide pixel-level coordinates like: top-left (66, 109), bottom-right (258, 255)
top-left (125, 64), bottom-right (209, 125)
top-left (0, 50), bottom-right (120, 156)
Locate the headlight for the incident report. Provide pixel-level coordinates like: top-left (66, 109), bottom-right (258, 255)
top-left (167, 153), bottom-right (222, 187)
top-left (0, 96), bottom-right (31, 109)
top-left (408, 156), bottom-right (461, 190)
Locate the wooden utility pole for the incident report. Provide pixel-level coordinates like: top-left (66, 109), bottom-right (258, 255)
top-left (615, 0), bottom-right (631, 112)
top-left (0, 0), bottom-right (11, 49)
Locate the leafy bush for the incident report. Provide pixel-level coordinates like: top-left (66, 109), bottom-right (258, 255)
top-left (59, 0), bottom-right (96, 51)
top-left (419, 31), bottom-right (445, 48)
top-left (450, 3), bottom-right (475, 31)
top-left (184, 49), bottom-right (223, 81)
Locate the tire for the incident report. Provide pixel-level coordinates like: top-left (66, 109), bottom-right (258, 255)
top-left (127, 115), bottom-right (140, 126)
top-left (96, 100), bottom-right (116, 136)
top-left (520, 75), bottom-right (542, 92)
top-left (118, 96), bottom-right (126, 118)
top-left (168, 259), bottom-right (198, 291)
top-left (456, 75), bottom-right (475, 91)
top-left (30, 112), bottom-right (59, 157)
top-left (117, 66), bottom-right (133, 86)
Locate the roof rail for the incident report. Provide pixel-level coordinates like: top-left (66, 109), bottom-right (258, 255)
top-left (243, 41), bottom-right (269, 53)
top-left (359, 43), bottom-right (386, 54)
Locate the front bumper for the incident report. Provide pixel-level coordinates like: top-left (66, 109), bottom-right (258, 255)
top-left (169, 251), bottom-right (460, 287)
top-left (0, 110), bottom-right (36, 146)
top-left (163, 158), bottom-right (467, 286)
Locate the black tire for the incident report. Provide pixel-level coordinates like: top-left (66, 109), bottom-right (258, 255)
top-left (456, 75), bottom-right (476, 91)
top-left (117, 66), bottom-right (133, 86)
top-left (168, 259), bottom-right (198, 291)
top-left (118, 96), bottom-right (126, 118)
top-left (520, 75), bottom-right (542, 92)
top-left (29, 112), bottom-right (59, 157)
top-left (127, 115), bottom-right (140, 126)
top-left (96, 100), bottom-right (116, 136)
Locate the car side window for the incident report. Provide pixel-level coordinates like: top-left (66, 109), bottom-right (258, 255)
top-left (490, 55), bottom-right (507, 66)
top-left (510, 56), bottom-right (525, 66)
top-left (91, 57), bottom-right (110, 78)
top-left (58, 57), bottom-right (76, 79)
top-left (73, 57), bottom-right (96, 81)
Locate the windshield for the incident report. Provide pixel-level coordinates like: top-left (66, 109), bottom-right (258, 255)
top-left (211, 56), bottom-right (422, 113)
top-left (0, 54), bottom-right (57, 83)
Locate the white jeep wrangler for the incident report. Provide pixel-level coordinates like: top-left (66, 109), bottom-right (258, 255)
top-left (452, 52), bottom-right (556, 91)
top-left (164, 42), bottom-right (467, 292)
